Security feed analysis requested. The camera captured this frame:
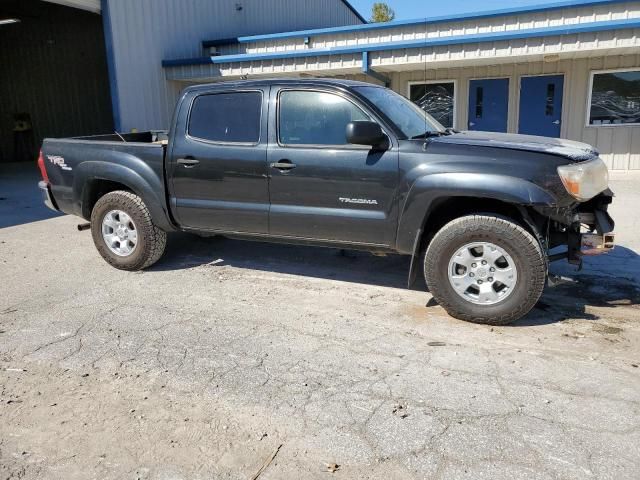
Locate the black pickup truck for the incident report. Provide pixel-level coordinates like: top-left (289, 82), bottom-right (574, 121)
top-left (38, 78), bottom-right (615, 325)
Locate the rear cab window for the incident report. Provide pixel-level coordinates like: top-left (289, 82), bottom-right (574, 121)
top-left (188, 91), bottom-right (262, 144)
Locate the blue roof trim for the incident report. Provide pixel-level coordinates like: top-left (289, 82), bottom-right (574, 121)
top-left (235, 0), bottom-right (634, 43)
top-left (162, 17), bottom-right (640, 68)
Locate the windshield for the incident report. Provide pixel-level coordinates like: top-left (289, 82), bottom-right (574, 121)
top-left (353, 86), bottom-right (445, 139)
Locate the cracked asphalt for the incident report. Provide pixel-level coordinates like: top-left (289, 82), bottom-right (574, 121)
top-left (1, 165), bottom-right (639, 479)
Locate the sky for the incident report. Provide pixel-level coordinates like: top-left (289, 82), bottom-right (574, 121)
top-left (348, 0), bottom-right (580, 20)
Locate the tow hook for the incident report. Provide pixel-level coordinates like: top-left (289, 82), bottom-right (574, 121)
top-left (580, 233), bottom-right (615, 255)
top-left (548, 274), bottom-right (578, 288)
top-left (77, 223), bottom-right (91, 231)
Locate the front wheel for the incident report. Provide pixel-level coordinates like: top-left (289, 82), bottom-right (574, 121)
top-left (90, 190), bottom-right (167, 271)
top-left (424, 215), bottom-right (546, 325)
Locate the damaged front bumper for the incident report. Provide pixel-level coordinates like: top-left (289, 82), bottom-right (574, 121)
top-left (538, 190), bottom-right (615, 266)
top-left (568, 190), bottom-right (615, 264)
top-left (580, 232), bottom-right (615, 255)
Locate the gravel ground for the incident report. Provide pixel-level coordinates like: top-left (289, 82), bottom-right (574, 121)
top-left (1, 165), bottom-right (639, 480)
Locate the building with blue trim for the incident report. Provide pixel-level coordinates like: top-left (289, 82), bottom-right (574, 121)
top-left (162, 0), bottom-right (640, 170)
top-left (2, 0), bottom-right (639, 170)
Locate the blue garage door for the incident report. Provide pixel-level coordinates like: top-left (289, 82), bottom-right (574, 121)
top-left (519, 75), bottom-right (564, 137)
top-left (468, 79), bottom-right (509, 132)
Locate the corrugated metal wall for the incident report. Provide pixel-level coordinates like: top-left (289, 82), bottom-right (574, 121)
top-left (105, 0), bottom-right (363, 133)
top-left (389, 54), bottom-right (640, 170)
top-left (240, 1), bottom-right (640, 54)
top-left (0, 0), bottom-right (113, 162)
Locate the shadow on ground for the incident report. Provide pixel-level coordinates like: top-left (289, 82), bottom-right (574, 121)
top-left (516, 245), bottom-right (640, 326)
top-left (154, 232), bottom-right (640, 325)
top-left (0, 162), bottom-right (62, 228)
top-left (153, 232), bottom-right (421, 290)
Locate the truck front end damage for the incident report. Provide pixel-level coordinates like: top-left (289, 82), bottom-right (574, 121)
top-left (527, 155), bottom-right (615, 267)
top-left (533, 189), bottom-right (615, 268)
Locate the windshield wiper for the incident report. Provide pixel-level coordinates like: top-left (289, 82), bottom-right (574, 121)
top-left (411, 128), bottom-right (460, 139)
top-left (411, 131), bottom-right (445, 140)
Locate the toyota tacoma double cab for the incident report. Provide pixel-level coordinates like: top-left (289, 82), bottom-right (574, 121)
top-left (38, 78), bottom-right (615, 325)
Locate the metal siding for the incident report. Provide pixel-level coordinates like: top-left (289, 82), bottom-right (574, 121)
top-left (158, 2), bottom-right (640, 170)
top-left (164, 27), bottom-right (640, 81)
top-left (390, 54), bottom-right (640, 170)
top-left (0, 0), bottom-right (113, 162)
top-left (235, 1), bottom-right (640, 54)
top-left (105, 0), bottom-right (362, 132)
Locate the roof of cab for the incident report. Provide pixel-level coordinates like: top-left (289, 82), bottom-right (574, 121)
top-left (183, 78), bottom-right (380, 94)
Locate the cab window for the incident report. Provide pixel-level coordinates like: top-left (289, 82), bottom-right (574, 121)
top-left (189, 91), bottom-right (262, 144)
top-left (278, 90), bottom-right (369, 146)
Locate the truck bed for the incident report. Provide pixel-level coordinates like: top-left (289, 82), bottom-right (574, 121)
top-left (71, 131), bottom-right (169, 144)
top-left (40, 131), bottom-right (170, 226)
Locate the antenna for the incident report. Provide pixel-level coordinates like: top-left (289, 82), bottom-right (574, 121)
top-left (423, 14), bottom-right (428, 136)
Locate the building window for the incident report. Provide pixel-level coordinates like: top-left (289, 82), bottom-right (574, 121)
top-left (189, 91), bottom-right (262, 143)
top-left (588, 69), bottom-right (640, 126)
top-left (278, 90), bottom-right (369, 146)
top-left (409, 81), bottom-right (456, 128)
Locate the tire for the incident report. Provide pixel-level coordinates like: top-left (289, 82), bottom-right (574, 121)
top-left (90, 190), bottom-right (167, 271)
top-left (424, 214), bottom-right (546, 325)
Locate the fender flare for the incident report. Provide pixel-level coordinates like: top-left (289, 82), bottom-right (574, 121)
top-left (73, 160), bottom-right (176, 231)
top-left (400, 173), bottom-right (555, 286)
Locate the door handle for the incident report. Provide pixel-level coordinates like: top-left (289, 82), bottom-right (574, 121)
top-left (177, 157), bottom-right (200, 168)
top-left (270, 159), bottom-right (297, 170)
top-left (553, 120), bottom-right (561, 125)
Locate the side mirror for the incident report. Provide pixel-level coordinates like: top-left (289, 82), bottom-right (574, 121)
top-left (346, 121), bottom-right (387, 149)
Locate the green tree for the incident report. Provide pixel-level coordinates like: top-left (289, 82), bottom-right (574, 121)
top-left (370, 2), bottom-right (395, 23)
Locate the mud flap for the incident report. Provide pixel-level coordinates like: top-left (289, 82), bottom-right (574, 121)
top-left (407, 228), bottom-right (423, 288)
top-left (516, 206), bottom-right (549, 274)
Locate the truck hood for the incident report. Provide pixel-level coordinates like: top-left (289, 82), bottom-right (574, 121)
top-left (431, 131), bottom-right (597, 161)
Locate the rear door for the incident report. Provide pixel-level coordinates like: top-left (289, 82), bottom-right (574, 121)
top-left (468, 79), bottom-right (509, 132)
top-left (518, 75), bottom-right (564, 137)
top-left (266, 87), bottom-right (399, 247)
top-left (168, 87), bottom-right (269, 233)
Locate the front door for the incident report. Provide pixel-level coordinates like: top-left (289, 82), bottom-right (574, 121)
top-left (468, 79), bottom-right (509, 132)
top-left (169, 88), bottom-right (270, 233)
top-left (519, 75), bottom-right (564, 137)
top-left (267, 87), bottom-right (399, 247)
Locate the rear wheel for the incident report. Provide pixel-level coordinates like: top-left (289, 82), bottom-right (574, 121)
top-left (90, 191), bottom-right (167, 270)
top-left (424, 214), bottom-right (546, 325)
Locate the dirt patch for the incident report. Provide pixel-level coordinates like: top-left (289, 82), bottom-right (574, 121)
top-left (593, 324), bottom-right (624, 335)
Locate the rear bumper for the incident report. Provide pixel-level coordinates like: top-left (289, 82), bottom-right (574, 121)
top-left (38, 181), bottom-right (59, 212)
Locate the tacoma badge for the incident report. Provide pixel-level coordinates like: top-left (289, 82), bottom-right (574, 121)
top-left (339, 197), bottom-right (378, 205)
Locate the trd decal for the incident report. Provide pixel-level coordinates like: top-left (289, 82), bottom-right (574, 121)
top-left (47, 155), bottom-right (72, 171)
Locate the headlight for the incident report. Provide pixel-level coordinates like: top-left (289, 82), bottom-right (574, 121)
top-left (557, 157), bottom-right (609, 201)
